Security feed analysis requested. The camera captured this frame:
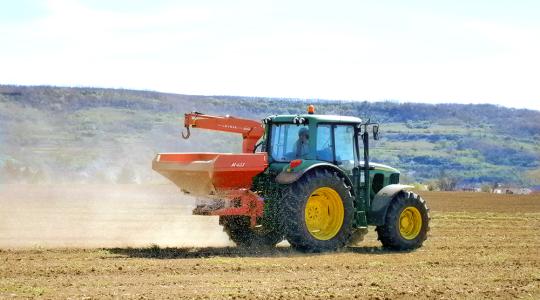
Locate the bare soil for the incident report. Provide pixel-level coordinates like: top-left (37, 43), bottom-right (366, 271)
top-left (1, 185), bottom-right (539, 299)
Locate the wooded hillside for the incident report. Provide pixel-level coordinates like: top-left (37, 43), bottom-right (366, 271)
top-left (1, 85), bottom-right (539, 187)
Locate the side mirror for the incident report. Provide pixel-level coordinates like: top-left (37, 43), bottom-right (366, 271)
top-left (373, 125), bottom-right (380, 140)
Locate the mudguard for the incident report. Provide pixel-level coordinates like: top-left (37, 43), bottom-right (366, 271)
top-left (368, 184), bottom-right (413, 225)
top-left (275, 162), bottom-right (354, 192)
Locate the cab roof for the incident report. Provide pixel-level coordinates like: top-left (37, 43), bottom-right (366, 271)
top-left (268, 114), bottom-right (362, 124)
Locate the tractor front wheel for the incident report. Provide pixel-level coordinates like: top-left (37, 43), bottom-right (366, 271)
top-left (279, 169), bottom-right (354, 252)
top-left (220, 216), bottom-right (283, 248)
top-left (376, 191), bottom-right (430, 250)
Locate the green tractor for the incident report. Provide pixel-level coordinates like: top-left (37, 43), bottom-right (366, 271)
top-left (153, 106), bottom-right (430, 252)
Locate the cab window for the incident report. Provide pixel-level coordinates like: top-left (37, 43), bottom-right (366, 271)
top-left (334, 125), bottom-right (355, 166)
top-left (316, 125), bottom-right (333, 161)
top-left (270, 124), bottom-right (309, 161)
top-left (316, 124), bottom-right (356, 167)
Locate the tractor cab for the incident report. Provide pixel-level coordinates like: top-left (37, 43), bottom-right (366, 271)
top-left (262, 111), bottom-right (400, 205)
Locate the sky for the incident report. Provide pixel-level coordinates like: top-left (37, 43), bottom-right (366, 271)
top-left (1, 0), bottom-right (539, 110)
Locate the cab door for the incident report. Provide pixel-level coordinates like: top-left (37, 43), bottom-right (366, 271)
top-left (315, 124), bottom-right (357, 172)
top-left (333, 125), bottom-right (357, 176)
top-left (315, 123), bottom-right (366, 226)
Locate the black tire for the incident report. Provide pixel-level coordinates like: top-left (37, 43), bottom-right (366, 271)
top-left (220, 216), bottom-right (283, 248)
top-left (279, 169), bottom-right (355, 252)
top-left (376, 191), bottom-right (430, 250)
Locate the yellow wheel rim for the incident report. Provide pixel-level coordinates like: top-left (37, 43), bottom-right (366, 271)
top-left (304, 187), bottom-right (344, 240)
top-left (399, 207), bottom-right (422, 240)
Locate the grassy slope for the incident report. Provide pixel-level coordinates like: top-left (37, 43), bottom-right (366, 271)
top-left (0, 85), bottom-right (539, 186)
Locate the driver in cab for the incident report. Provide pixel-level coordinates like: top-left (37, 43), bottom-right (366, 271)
top-left (295, 127), bottom-right (309, 158)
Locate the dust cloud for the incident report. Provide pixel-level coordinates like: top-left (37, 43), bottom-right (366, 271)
top-left (0, 184), bottom-right (233, 248)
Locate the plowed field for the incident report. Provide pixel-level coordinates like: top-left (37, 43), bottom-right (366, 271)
top-left (1, 185), bottom-right (539, 299)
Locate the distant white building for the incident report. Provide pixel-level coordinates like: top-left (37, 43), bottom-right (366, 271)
top-left (493, 187), bottom-right (532, 195)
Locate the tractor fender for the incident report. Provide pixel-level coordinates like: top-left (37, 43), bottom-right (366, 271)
top-left (276, 162), bottom-right (354, 192)
top-left (368, 184), bottom-right (414, 226)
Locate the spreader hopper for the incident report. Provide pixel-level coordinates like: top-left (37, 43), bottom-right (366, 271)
top-left (152, 152), bottom-right (268, 196)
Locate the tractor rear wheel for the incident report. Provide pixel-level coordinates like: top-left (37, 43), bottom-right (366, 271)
top-left (279, 169), bottom-right (354, 252)
top-left (220, 216), bottom-right (283, 248)
top-left (376, 191), bottom-right (430, 250)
